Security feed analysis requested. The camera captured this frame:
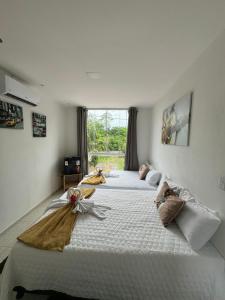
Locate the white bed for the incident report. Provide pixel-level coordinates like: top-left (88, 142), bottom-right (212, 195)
top-left (79, 170), bottom-right (157, 190)
top-left (1, 188), bottom-right (224, 300)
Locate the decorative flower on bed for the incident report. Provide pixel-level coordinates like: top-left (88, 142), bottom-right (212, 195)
top-left (67, 188), bottom-right (82, 206)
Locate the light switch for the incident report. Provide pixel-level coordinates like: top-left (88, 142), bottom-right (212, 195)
top-left (218, 176), bottom-right (225, 191)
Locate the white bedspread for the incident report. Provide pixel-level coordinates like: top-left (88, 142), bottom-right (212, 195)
top-left (80, 170), bottom-right (157, 190)
top-left (1, 189), bottom-right (224, 300)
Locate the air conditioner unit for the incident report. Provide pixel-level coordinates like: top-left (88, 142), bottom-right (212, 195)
top-left (0, 71), bottom-right (40, 106)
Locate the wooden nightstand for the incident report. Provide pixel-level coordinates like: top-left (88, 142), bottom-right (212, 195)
top-left (62, 173), bottom-right (83, 191)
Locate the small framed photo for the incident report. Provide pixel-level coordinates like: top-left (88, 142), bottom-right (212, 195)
top-left (0, 99), bottom-right (24, 129)
top-left (32, 112), bottom-right (46, 137)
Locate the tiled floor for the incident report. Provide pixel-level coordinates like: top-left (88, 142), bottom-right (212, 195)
top-left (0, 189), bottom-right (63, 300)
top-left (0, 189), bottom-right (63, 263)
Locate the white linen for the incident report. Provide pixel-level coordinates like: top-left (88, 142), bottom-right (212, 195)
top-left (80, 170), bottom-right (157, 190)
top-left (176, 201), bottom-right (221, 250)
top-left (74, 199), bottom-right (111, 219)
top-left (1, 189), bottom-right (224, 300)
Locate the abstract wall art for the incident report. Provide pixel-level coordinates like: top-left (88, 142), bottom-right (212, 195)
top-left (161, 92), bottom-right (192, 146)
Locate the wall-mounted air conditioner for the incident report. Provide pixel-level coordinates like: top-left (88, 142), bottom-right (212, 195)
top-left (0, 70), bottom-right (40, 106)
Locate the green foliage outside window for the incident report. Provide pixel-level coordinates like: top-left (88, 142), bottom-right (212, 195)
top-left (87, 112), bottom-right (127, 153)
top-left (89, 155), bottom-right (98, 167)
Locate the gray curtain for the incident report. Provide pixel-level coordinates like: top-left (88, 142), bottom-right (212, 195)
top-left (77, 107), bottom-right (88, 175)
top-left (124, 107), bottom-right (139, 170)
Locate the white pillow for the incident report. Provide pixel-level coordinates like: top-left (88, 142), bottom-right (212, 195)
top-left (145, 169), bottom-right (161, 186)
top-left (176, 201), bottom-right (221, 251)
top-left (156, 174), bottom-right (166, 193)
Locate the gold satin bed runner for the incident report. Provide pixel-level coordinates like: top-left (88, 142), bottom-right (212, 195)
top-left (17, 188), bottom-right (95, 252)
top-left (81, 174), bottom-right (106, 185)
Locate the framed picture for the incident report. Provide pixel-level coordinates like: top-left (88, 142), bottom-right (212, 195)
top-left (32, 112), bottom-right (46, 137)
top-left (161, 92), bottom-right (192, 146)
top-left (0, 99), bottom-right (24, 129)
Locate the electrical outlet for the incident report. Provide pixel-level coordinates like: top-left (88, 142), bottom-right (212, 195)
top-left (218, 176), bottom-right (225, 191)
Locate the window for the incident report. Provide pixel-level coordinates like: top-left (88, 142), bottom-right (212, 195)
top-left (87, 109), bottom-right (128, 172)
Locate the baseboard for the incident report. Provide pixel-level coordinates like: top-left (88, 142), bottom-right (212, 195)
top-left (0, 187), bottom-right (62, 236)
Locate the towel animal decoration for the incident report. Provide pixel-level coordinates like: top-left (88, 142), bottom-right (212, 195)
top-left (67, 187), bottom-right (110, 218)
top-left (17, 187), bottom-right (110, 251)
top-left (96, 168), bottom-right (103, 176)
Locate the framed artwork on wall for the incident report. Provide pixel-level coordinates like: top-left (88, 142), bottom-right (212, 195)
top-left (161, 92), bottom-right (192, 146)
top-left (32, 112), bottom-right (47, 137)
top-left (0, 99), bottom-right (24, 129)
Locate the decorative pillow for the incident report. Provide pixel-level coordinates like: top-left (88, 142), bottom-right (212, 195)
top-left (166, 178), bottom-right (184, 196)
top-left (175, 201), bottom-right (221, 251)
top-left (145, 169), bottom-right (161, 186)
top-left (158, 195), bottom-right (185, 227)
top-left (155, 181), bottom-right (177, 208)
top-left (179, 188), bottom-right (196, 202)
top-left (144, 161), bottom-right (153, 170)
top-left (155, 181), bottom-right (169, 208)
top-left (139, 164), bottom-right (149, 180)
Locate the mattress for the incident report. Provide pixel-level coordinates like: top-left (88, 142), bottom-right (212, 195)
top-left (1, 189), bottom-right (224, 300)
top-left (80, 170), bottom-right (157, 190)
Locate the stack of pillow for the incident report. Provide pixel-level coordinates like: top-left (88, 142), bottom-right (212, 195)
top-left (155, 177), bottom-right (221, 251)
top-left (139, 162), bottom-right (162, 187)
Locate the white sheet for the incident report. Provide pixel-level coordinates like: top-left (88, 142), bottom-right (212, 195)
top-left (1, 189), bottom-right (224, 300)
top-left (80, 170), bottom-right (157, 190)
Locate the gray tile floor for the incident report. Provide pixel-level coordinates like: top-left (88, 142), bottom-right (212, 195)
top-left (0, 190), bottom-right (63, 300)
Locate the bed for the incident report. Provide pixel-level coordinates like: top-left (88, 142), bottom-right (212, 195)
top-left (79, 170), bottom-right (157, 190)
top-left (1, 188), bottom-right (224, 300)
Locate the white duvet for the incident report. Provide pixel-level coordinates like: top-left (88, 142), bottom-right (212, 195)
top-left (80, 170), bottom-right (157, 190)
top-left (1, 189), bottom-right (224, 300)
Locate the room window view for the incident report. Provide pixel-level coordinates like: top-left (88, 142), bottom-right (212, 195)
top-left (87, 109), bottom-right (128, 172)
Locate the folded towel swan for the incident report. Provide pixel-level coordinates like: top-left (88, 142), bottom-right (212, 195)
top-left (48, 187), bottom-right (111, 219)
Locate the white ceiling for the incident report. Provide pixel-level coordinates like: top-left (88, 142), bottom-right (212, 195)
top-left (1, 0), bottom-right (225, 108)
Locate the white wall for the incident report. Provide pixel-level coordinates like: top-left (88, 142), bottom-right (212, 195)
top-left (0, 97), bottom-right (73, 233)
top-left (149, 30), bottom-right (225, 257)
top-left (137, 108), bottom-right (151, 164)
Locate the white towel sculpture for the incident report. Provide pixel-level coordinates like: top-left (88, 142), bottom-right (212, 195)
top-left (46, 187), bottom-right (111, 219)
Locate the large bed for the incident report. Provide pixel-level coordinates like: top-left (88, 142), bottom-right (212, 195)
top-left (1, 188), bottom-right (224, 300)
top-left (79, 170), bottom-right (157, 190)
